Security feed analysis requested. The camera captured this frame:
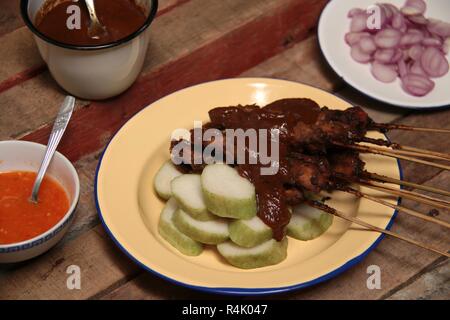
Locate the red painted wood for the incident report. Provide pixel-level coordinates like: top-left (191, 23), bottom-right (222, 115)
top-left (0, 65), bottom-right (47, 95)
top-left (156, 0), bottom-right (191, 17)
top-left (21, 0), bottom-right (327, 162)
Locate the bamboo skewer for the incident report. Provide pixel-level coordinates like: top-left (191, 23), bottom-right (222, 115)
top-left (359, 137), bottom-right (450, 161)
top-left (369, 173), bottom-right (450, 197)
top-left (358, 180), bottom-right (450, 210)
top-left (307, 201), bottom-right (450, 258)
top-left (356, 144), bottom-right (450, 162)
top-left (372, 123), bottom-right (450, 134)
top-left (397, 145), bottom-right (450, 161)
top-left (341, 143), bottom-right (450, 171)
top-left (341, 187), bottom-right (450, 229)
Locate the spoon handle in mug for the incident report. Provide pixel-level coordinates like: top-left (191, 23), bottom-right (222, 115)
top-left (30, 96), bottom-right (75, 203)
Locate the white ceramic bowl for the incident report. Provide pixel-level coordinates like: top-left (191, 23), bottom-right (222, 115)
top-left (318, 0), bottom-right (450, 109)
top-left (21, 0), bottom-right (158, 100)
top-left (0, 141), bottom-right (80, 264)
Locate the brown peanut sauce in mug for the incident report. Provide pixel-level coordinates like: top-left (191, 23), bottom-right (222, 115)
top-left (35, 0), bottom-right (147, 46)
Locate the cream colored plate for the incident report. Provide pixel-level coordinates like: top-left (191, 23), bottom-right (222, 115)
top-left (95, 78), bottom-right (401, 295)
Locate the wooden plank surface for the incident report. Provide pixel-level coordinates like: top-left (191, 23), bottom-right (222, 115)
top-left (0, 0), bottom-right (448, 300)
top-left (0, 1), bottom-right (22, 37)
top-left (387, 259), bottom-right (449, 300)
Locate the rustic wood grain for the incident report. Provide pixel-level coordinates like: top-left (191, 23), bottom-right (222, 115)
top-left (240, 36), bottom-right (341, 92)
top-left (386, 259), bottom-right (449, 300)
top-left (0, 226), bottom-right (139, 300)
top-left (386, 108), bottom-right (450, 184)
top-left (0, 73), bottom-right (90, 141)
top-left (0, 0), bottom-right (21, 38)
top-left (102, 272), bottom-right (216, 300)
top-left (0, 27), bottom-right (44, 85)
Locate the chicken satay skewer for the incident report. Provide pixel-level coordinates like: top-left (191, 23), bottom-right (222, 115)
top-left (369, 173), bottom-right (450, 197)
top-left (339, 143), bottom-right (450, 171)
top-left (340, 187), bottom-right (450, 229)
top-left (307, 201), bottom-right (450, 258)
top-left (357, 180), bottom-right (450, 210)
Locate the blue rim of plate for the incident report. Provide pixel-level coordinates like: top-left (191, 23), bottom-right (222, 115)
top-left (94, 78), bottom-right (403, 296)
top-left (317, 0), bottom-right (450, 111)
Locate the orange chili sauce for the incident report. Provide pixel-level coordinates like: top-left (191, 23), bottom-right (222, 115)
top-left (0, 171), bottom-right (70, 245)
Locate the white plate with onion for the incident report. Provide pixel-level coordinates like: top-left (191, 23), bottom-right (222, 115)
top-left (318, 0), bottom-right (450, 109)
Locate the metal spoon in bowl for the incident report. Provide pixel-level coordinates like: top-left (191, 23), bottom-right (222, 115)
top-left (30, 96), bottom-right (76, 204)
top-left (85, 0), bottom-right (109, 40)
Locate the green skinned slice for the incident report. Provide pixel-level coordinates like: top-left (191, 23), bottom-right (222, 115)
top-left (287, 204), bottom-right (334, 241)
top-left (217, 238), bottom-right (288, 269)
top-left (158, 198), bottom-right (203, 256)
top-left (229, 216), bottom-right (273, 248)
top-left (153, 161), bottom-right (183, 200)
top-left (173, 208), bottom-right (229, 245)
top-left (201, 164), bottom-right (257, 219)
top-left (171, 174), bottom-right (216, 221)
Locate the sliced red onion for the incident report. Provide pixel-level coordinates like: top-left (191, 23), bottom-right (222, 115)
top-left (348, 8), bottom-right (365, 18)
top-left (421, 47), bottom-right (450, 78)
top-left (401, 74), bottom-right (435, 97)
top-left (351, 13), bottom-right (369, 32)
top-left (410, 61), bottom-right (427, 76)
top-left (444, 38), bottom-right (450, 54)
top-left (371, 62), bottom-right (398, 83)
top-left (359, 36), bottom-right (377, 53)
top-left (351, 45), bottom-right (373, 63)
top-left (398, 59), bottom-right (408, 78)
top-left (408, 15), bottom-right (428, 26)
top-left (408, 28), bottom-right (425, 36)
top-left (378, 3), bottom-right (398, 21)
top-left (427, 19), bottom-right (450, 38)
top-left (392, 49), bottom-right (404, 63)
top-left (422, 37), bottom-right (442, 47)
top-left (400, 31), bottom-right (424, 46)
top-left (401, 0), bottom-right (426, 16)
top-left (392, 13), bottom-right (407, 31)
top-left (366, 5), bottom-right (388, 31)
top-left (374, 48), bottom-right (396, 63)
top-left (345, 32), bottom-right (371, 46)
top-left (346, 2), bottom-right (448, 97)
top-left (408, 44), bottom-right (423, 60)
top-left (375, 28), bottom-right (402, 48)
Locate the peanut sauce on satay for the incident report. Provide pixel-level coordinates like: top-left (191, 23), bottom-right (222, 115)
top-left (171, 99), bottom-right (371, 241)
top-left (208, 99), bottom-right (321, 240)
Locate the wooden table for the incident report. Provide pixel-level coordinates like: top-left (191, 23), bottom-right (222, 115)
top-left (0, 0), bottom-right (448, 300)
